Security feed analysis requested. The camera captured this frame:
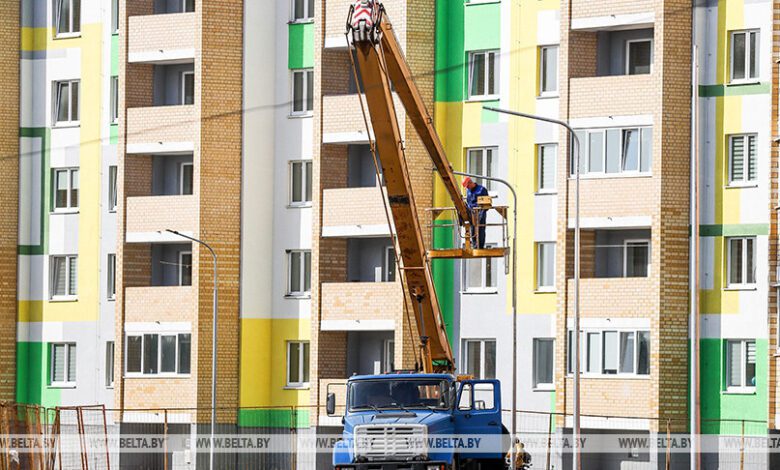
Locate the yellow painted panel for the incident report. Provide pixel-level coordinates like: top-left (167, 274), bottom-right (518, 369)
top-left (433, 102), bottom-right (464, 209)
top-left (461, 102), bottom-right (483, 148)
top-left (700, 237), bottom-right (739, 315)
top-left (717, 1), bottom-right (745, 84)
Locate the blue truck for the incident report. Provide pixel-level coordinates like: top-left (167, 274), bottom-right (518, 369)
top-left (327, 373), bottom-right (511, 470)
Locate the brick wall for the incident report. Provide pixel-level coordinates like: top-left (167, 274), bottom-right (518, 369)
top-left (768, 0), bottom-right (780, 429)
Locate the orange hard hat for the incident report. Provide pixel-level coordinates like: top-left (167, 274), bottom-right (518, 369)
top-left (461, 176), bottom-right (472, 187)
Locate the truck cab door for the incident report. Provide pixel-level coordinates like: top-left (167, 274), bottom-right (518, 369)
top-left (453, 379), bottom-right (503, 459)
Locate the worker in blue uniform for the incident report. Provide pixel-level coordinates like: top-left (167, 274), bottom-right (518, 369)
top-left (462, 176), bottom-right (488, 249)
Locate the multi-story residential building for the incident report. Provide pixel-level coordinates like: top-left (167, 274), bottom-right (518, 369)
top-left (15, 0), bottom-right (117, 408)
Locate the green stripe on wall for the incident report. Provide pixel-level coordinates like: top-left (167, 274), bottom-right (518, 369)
top-left (434, 0), bottom-right (465, 102)
top-left (18, 127), bottom-right (49, 255)
top-left (237, 408), bottom-right (310, 428)
top-left (699, 224), bottom-right (769, 237)
top-left (432, 220), bottom-right (455, 341)
top-left (288, 22), bottom-right (314, 69)
top-left (463, 2), bottom-right (500, 52)
top-left (699, 83), bottom-right (770, 97)
top-left (111, 34), bottom-right (119, 76)
top-left (16, 342), bottom-right (60, 407)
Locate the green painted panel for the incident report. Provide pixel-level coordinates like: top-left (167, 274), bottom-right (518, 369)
top-left (110, 124), bottom-right (118, 145)
top-left (16, 342), bottom-right (60, 407)
top-left (18, 127), bottom-right (49, 256)
top-left (699, 224), bottom-right (769, 237)
top-left (463, 3), bottom-right (500, 52)
top-left (699, 83), bottom-right (770, 97)
top-left (288, 22), bottom-right (314, 69)
top-left (481, 100), bottom-right (499, 123)
top-left (237, 408), bottom-right (310, 428)
top-left (434, 0), bottom-right (465, 102)
top-left (699, 339), bottom-right (767, 435)
top-left (111, 35), bottom-right (119, 76)
top-left (432, 220), bottom-right (456, 341)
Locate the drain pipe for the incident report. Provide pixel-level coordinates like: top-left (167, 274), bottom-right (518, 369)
top-left (689, 17), bottom-right (701, 470)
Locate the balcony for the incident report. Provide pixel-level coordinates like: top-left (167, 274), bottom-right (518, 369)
top-left (128, 13), bottom-right (196, 64)
top-left (322, 94), bottom-right (405, 144)
top-left (126, 105), bottom-right (196, 155)
top-left (570, 1), bottom-right (654, 25)
top-left (566, 177), bottom-right (656, 219)
top-left (125, 195), bottom-right (196, 243)
top-left (569, 74), bottom-right (655, 119)
top-left (124, 285), bottom-right (195, 323)
top-left (320, 282), bottom-right (401, 329)
top-left (567, 277), bottom-right (655, 316)
top-left (322, 187), bottom-right (391, 237)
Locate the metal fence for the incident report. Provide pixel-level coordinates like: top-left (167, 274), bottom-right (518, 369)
top-left (0, 403), bottom-right (773, 470)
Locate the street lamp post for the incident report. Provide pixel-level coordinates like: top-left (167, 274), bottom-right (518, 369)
top-left (483, 106), bottom-right (582, 470)
top-left (165, 229), bottom-right (218, 470)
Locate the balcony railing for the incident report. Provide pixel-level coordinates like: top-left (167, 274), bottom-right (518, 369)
top-left (566, 277), bottom-right (655, 316)
top-left (322, 94), bottom-right (405, 144)
top-left (125, 195), bottom-right (197, 241)
top-left (124, 285), bottom-right (196, 323)
top-left (126, 105), bottom-right (196, 154)
top-left (128, 12), bottom-right (197, 63)
top-left (320, 282), bottom-right (401, 325)
top-left (569, 74), bottom-right (655, 118)
top-left (321, 187), bottom-right (391, 237)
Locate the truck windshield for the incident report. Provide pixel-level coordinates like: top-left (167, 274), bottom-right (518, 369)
top-left (349, 379), bottom-right (450, 411)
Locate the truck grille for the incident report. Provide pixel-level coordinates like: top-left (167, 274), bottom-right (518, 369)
top-left (354, 424), bottom-right (427, 461)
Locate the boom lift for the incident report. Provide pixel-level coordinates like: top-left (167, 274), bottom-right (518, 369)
top-left (347, 1), bottom-right (508, 373)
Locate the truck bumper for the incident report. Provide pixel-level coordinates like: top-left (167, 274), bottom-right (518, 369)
top-left (334, 461), bottom-right (449, 470)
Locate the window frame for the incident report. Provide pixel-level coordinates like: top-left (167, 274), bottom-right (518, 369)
top-left (105, 341), bottom-right (115, 388)
top-left (50, 255), bottom-right (78, 300)
top-left (53, 167), bottom-right (79, 212)
top-left (110, 76), bottom-right (119, 124)
top-left (532, 338), bottom-right (555, 390)
top-left (181, 0), bottom-right (195, 13)
top-left (383, 245), bottom-right (396, 282)
top-left (623, 239), bottom-right (651, 278)
top-left (567, 328), bottom-right (651, 378)
top-left (726, 236), bottom-right (757, 288)
top-left (107, 253), bottom-right (116, 300)
top-left (725, 339), bottom-right (757, 393)
top-left (538, 45), bottom-right (559, 96)
top-left (286, 249), bottom-right (312, 297)
top-left (290, 69), bottom-right (314, 116)
top-left (289, 160), bottom-right (313, 207)
top-left (54, 0), bottom-right (81, 37)
top-left (382, 339), bottom-right (395, 373)
top-left (50, 342), bottom-right (77, 387)
top-left (124, 332), bottom-right (192, 378)
top-left (180, 71), bottom-right (194, 105)
top-left (179, 162), bottom-right (194, 195)
top-left (462, 249), bottom-right (498, 294)
top-left (625, 38), bottom-right (653, 76)
top-left (537, 144), bottom-right (557, 193)
top-left (178, 251), bottom-right (192, 286)
top-left (571, 127), bottom-right (653, 177)
top-left (111, 0), bottom-right (119, 34)
top-left (461, 338), bottom-right (497, 380)
top-left (467, 50), bottom-right (500, 101)
top-left (291, 0), bottom-right (314, 22)
top-left (727, 134), bottom-right (758, 186)
top-left (465, 147), bottom-right (497, 191)
top-left (53, 79), bottom-right (80, 126)
top-left (286, 341), bottom-right (311, 388)
top-left (108, 165), bottom-right (118, 212)
top-left (730, 30), bottom-right (760, 84)
top-left (536, 242), bottom-right (556, 292)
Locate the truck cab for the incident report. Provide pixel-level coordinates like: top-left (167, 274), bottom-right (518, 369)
top-left (328, 373), bottom-right (508, 470)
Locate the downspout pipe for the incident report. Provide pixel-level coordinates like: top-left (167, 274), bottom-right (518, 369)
top-left (690, 5), bottom-right (701, 468)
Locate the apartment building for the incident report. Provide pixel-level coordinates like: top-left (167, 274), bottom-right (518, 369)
top-left (15, 0), bottom-right (117, 408)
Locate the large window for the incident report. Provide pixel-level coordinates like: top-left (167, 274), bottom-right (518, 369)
top-left (53, 80), bottom-right (80, 125)
top-left (290, 160), bottom-right (313, 206)
top-left (179, 162), bottom-right (193, 195)
top-left (50, 343), bottom-right (76, 387)
top-left (292, 0), bottom-right (314, 21)
top-left (178, 251), bottom-right (192, 286)
top-left (462, 339), bottom-right (496, 379)
top-left (463, 254), bottom-right (498, 293)
top-left (110, 76), bottom-right (119, 123)
top-left (539, 46), bottom-right (558, 95)
top-left (107, 254), bottom-right (116, 300)
top-left (55, 0), bottom-right (80, 36)
top-left (291, 69), bottom-right (314, 115)
top-left (624, 240), bottom-right (650, 277)
top-left (626, 39), bottom-right (653, 75)
top-left (105, 341), bottom-right (115, 388)
top-left (287, 250), bottom-right (311, 296)
top-left (50, 255), bottom-right (77, 299)
top-left (572, 127), bottom-right (652, 176)
top-left (286, 341), bottom-right (310, 387)
top-left (468, 50), bottom-right (499, 100)
top-left (730, 30), bottom-right (760, 83)
top-left (181, 71), bottom-right (194, 105)
top-left (728, 134), bottom-right (757, 185)
top-left (726, 339), bottom-right (756, 392)
top-left (537, 144), bottom-right (557, 192)
top-left (533, 339), bottom-right (554, 389)
top-left (125, 333), bottom-right (191, 376)
top-left (727, 237), bottom-right (756, 287)
top-left (108, 166), bottom-right (118, 212)
top-left (567, 329), bottom-right (650, 377)
top-left (536, 242), bottom-right (555, 291)
top-left (466, 147), bottom-right (496, 190)
top-left (53, 168), bottom-right (79, 211)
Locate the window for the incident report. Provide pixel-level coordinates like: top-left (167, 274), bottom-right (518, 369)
top-left (730, 30), bottom-right (760, 83)
top-left (179, 162), bottom-right (193, 195)
top-left (50, 255), bottom-right (77, 299)
top-left (292, 0), bottom-right (313, 21)
top-left (567, 329), bottom-right (650, 377)
top-left (111, 0), bottom-right (118, 33)
top-left (110, 76), bottom-right (119, 123)
top-left (624, 240), bottom-right (650, 277)
top-left (287, 250), bottom-right (311, 296)
top-left (50, 343), bottom-right (76, 386)
top-left (728, 134), bottom-right (757, 185)
top-left (462, 339), bottom-right (496, 379)
top-left (539, 46), bottom-right (558, 95)
top-left (55, 0), bottom-right (80, 36)
top-left (107, 254), bottom-right (116, 300)
top-left (53, 168), bottom-right (79, 211)
top-left (182, 0), bottom-right (194, 13)
top-left (533, 338), bottom-right (554, 389)
top-left (466, 147), bottom-right (496, 190)
top-left (108, 166), bottom-right (118, 212)
top-left (53, 80), bottom-right (79, 125)
top-left (537, 242), bottom-right (555, 291)
top-left (286, 341), bottom-right (310, 387)
top-left (124, 333), bottom-right (191, 376)
top-left (178, 251), bottom-right (192, 286)
top-left (626, 39), bottom-right (652, 75)
top-left (382, 339), bottom-right (395, 373)
top-left (537, 144), bottom-right (557, 192)
top-left (383, 246), bottom-right (396, 282)
top-left (726, 339), bottom-right (756, 392)
top-left (727, 237), bottom-right (756, 287)
top-left (290, 160), bottom-right (312, 206)
top-left (463, 253), bottom-right (498, 292)
top-left (105, 341), bottom-right (115, 387)
top-left (180, 71), bottom-right (194, 105)
top-left (572, 127), bottom-right (652, 176)
top-left (291, 69), bottom-right (314, 115)
top-left (468, 50), bottom-right (499, 99)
